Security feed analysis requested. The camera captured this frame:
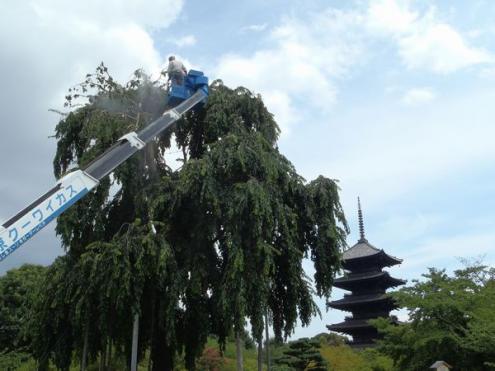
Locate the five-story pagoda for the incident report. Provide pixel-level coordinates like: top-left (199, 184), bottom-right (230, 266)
top-left (327, 199), bottom-right (405, 347)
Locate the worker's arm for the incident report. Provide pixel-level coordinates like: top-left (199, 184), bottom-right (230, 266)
top-left (161, 70), bottom-right (170, 81)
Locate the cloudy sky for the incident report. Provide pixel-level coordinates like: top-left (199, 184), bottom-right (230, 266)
top-left (2, 0), bottom-right (495, 338)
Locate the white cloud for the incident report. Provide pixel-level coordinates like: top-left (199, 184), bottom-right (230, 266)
top-left (479, 66), bottom-right (495, 78)
top-left (376, 212), bottom-right (447, 244)
top-left (366, 0), bottom-right (492, 73)
top-left (0, 1), bottom-right (183, 87)
top-left (401, 87), bottom-right (436, 106)
top-left (215, 9), bottom-right (364, 132)
top-left (30, 0), bottom-right (183, 30)
top-left (402, 231), bottom-right (495, 272)
top-left (171, 34), bottom-right (197, 47)
top-left (301, 85), bottom-right (495, 213)
top-left (399, 24), bottom-right (492, 73)
top-left (242, 23), bottom-right (268, 32)
top-left (367, 0), bottom-right (418, 34)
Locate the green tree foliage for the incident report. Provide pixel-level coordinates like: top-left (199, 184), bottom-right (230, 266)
top-left (319, 345), bottom-right (393, 371)
top-left (30, 64), bottom-right (348, 370)
top-left (165, 83), bottom-right (348, 344)
top-left (373, 263), bottom-right (495, 371)
top-left (312, 332), bottom-right (346, 347)
top-left (0, 265), bottom-right (47, 369)
top-left (359, 349), bottom-right (395, 371)
top-left (273, 338), bottom-right (327, 370)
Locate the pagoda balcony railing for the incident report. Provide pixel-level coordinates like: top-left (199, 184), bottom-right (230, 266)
top-left (344, 265), bottom-right (386, 274)
top-left (346, 312), bottom-right (390, 321)
top-left (345, 316), bottom-right (366, 321)
top-left (350, 290), bottom-right (386, 296)
top-left (341, 270), bottom-right (383, 280)
top-left (343, 291), bottom-right (385, 298)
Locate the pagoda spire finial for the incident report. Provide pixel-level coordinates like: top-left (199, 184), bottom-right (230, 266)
top-left (358, 197), bottom-right (367, 242)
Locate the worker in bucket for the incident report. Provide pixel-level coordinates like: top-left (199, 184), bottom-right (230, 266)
top-left (166, 55), bottom-right (187, 85)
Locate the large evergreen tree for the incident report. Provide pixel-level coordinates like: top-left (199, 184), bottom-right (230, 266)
top-left (31, 64), bottom-right (348, 370)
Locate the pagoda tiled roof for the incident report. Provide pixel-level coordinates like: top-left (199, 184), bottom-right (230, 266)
top-left (341, 239), bottom-right (402, 268)
top-left (334, 271), bottom-right (406, 290)
top-left (343, 240), bottom-right (381, 259)
top-left (328, 293), bottom-right (396, 311)
top-left (327, 319), bottom-right (374, 331)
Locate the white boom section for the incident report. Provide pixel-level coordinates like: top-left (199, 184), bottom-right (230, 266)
top-left (0, 89), bottom-right (207, 263)
top-left (0, 170), bottom-right (98, 261)
top-left (119, 132), bottom-right (146, 150)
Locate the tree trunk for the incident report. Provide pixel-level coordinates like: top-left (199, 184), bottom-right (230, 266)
top-left (99, 340), bottom-right (105, 371)
top-left (81, 325), bottom-right (89, 371)
top-left (265, 310), bottom-right (271, 371)
top-left (236, 331), bottom-right (244, 371)
top-left (37, 358), bottom-right (49, 371)
top-left (182, 145), bottom-right (187, 163)
top-left (151, 326), bottom-right (175, 371)
top-left (257, 338), bottom-right (263, 371)
top-left (105, 340), bottom-right (111, 370)
top-left (131, 313), bottom-right (139, 371)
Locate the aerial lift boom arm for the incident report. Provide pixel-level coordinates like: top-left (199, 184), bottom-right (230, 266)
top-left (0, 72), bottom-right (208, 262)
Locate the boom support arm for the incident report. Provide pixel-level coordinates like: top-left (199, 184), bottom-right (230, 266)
top-left (0, 89), bottom-right (207, 262)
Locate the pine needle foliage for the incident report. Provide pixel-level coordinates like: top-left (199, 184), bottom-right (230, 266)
top-left (273, 338), bottom-right (327, 371)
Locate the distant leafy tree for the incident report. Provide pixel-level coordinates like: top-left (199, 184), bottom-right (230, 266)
top-left (319, 344), bottom-right (365, 371)
top-left (0, 265), bottom-right (46, 370)
top-left (360, 348), bottom-right (395, 371)
top-left (312, 332), bottom-right (346, 347)
top-left (319, 344), bottom-right (393, 371)
top-left (0, 265), bottom-right (46, 355)
top-left (273, 338), bottom-right (327, 370)
top-left (373, 263), bottom-right (495, 371)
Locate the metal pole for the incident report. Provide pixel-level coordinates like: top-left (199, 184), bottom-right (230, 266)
top-left (265, 309), bottom-right (271, 371)
top-left (131, 313), bottom-right (139, 371)
top-left (257, 338), bottom-right (263, 371)
top-left (236, 331), bottom-right (244, 371)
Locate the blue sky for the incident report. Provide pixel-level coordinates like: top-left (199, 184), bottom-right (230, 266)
top-left (1, 0), bottom-right (495, 339)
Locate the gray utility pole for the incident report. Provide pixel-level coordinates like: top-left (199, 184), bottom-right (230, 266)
top-left (131, 313), bottom-right (139, 371)
top-left (257, 338), bottom-right (263, 371)
top-left (236, 331), bottom-right (244, 371)
top-left (265, 309), bottom-right (271, 371)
